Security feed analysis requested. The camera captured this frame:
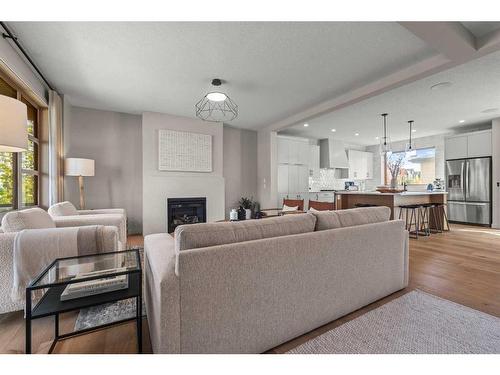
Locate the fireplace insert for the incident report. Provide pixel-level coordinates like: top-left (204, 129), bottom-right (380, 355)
top-left (167, 197), bottom-right (207, 233)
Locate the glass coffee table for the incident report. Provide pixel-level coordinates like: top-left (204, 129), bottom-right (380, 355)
top-left (25, 249), bottom-right (142, 354)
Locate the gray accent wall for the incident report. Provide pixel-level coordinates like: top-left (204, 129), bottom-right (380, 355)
top-left (64, 106), bottom-right (143, 234)
top-left (223, 126), bottom-right (258, 218)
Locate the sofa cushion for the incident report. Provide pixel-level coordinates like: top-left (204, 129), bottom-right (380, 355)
top-left (175, 213), bottom-right (317, 251)
top-left (48, 201), bottom-right (79, 217)
top-left (311, 206), bottom-right (391, 231)
top-left (1, 208), bottom-right (56, 232)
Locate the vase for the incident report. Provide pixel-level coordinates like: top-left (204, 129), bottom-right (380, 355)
top-left (245, 209), bottom-right (252, 220)
top-left (390, 177), bottom-right (397, 189)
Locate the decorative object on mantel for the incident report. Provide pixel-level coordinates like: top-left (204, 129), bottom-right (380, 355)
top-left (158, 129), bottom-right (212, 172)
top-left (0, 94), bottom-right (28, 152)
top-left (387, 152), bottom-right (405, 189)
top-left (238, 196), bottom-right (255, 220)
top-left (237, 206), bottom-right (246, 221)
top-left (195, 78), bottom-right (238, 122)
top-left (65, 158), bottom-right (95, 209)
top-left (229, 208), bottom-right (238, 221)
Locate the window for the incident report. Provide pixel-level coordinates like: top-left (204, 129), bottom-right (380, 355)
top-left (0, 76), bottom-right (39, 212)
top-left (386, 147), bottom-right (436, 185)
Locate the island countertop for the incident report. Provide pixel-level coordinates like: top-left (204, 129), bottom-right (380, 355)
top-left (335, 191), bottom-right (447, 196)
top-left (335, 190), bottom-right (447, 221)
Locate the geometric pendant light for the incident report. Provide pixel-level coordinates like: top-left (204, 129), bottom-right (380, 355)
top-left (195, 78), bottom-right (238, 122)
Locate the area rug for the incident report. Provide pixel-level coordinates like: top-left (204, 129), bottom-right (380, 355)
top-left (75, 298), bottom-right (146, 331)
top-left (287, 290), bottom-right (500, 354)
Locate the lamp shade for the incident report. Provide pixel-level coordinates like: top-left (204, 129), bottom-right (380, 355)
top-left (0, 94), bottom-right (28, 152)
top-left (65, 158), bottom-right (95, 176)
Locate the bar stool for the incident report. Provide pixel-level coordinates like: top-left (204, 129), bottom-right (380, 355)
top-left (418, 204), bottom-right (432, 237)
top-left (399, 204), bottom-right (422, 239)
top-left (433, 203), bottom-right (451, 231)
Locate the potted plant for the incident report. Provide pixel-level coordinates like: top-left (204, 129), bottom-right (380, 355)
top-left (238, 197), bottom-right (254, 220)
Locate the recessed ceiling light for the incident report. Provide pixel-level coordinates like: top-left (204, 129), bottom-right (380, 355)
top-left (412, 129), bottom-right (417, 133)
top-left (481, 108), bottom-right (499, 113)
top-left (331, 129), bottom-right (336, 132)
top-left (354, 133), bottom-right (359, 136)
top-left (459, 120), bottom-right (465, 123)
top-left (303, 123), bottom-right (309, 127)
top-left (430, 82), bottom-right (453, 91)
top-left (375, 136), bottom-right (380, 140)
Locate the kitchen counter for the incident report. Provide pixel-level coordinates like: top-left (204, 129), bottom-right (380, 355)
top-left (335, 190), bottom-right (447, 223)
top-left (335, 191), bottom-right (447, 196)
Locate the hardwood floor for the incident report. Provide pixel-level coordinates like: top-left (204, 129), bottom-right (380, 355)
top-left (0, 224), bottom-right (498, 354)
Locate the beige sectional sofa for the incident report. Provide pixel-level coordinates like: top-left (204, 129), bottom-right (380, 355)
top-left (144, 207), bottom-right (409, 354)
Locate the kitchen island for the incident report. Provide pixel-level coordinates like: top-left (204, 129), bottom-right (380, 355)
top-left (335, 191), bottom-right (448, 221)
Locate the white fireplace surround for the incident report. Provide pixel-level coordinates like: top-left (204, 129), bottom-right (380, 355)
top-left (142, 112), bottom-right (225, 235)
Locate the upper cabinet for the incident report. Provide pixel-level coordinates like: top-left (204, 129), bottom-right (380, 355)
top-left (309, 145), bottom-right (320, 180)
top-left (277, 136), bottom-right (309, 165)
top-left (445, 130), bottom-right (491, 160)
top-left (467, 131), bottom-right (492, 158)
top-left (348, 149), bottom-right (373, 180)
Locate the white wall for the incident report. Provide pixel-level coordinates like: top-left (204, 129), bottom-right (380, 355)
top-left (492, 118), bottom-right (500, 229)
top-left (142, 112), bottom-right (225, 235)
top-left (223, 126), bottom-right (258, 217)
top-left (0, 34), bottom-right (47, 103)
top-left (64, 106), bottom-right (143, 234)
top-left (257, 129), bottom-right (278, 209)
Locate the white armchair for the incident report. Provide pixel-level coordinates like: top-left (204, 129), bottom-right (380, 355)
top-left (48, 202), bottom-right (127, 250)
top-left (0, 208), bottom-right (120, 314)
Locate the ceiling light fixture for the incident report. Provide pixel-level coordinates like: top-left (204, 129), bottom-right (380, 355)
top-left (379, 113), bottom-right (391, 155)
top-left (303, 123), bottom-right (309, 127)
top-left (406, 120), bottom-right (414, 151)
top-left (331, 129), bottom-right (336, 132)
top-left (459, 120), bottom-right (465, 123)
top-left (195, 78), bottom-right (238, 122)
top-left (354, 133), bottom-right (359, 136)
top-left (430, 82), bottom-right (453, 91)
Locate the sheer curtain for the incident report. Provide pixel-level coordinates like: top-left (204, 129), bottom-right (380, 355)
top-left (48, 90), bottom-right (64, 205)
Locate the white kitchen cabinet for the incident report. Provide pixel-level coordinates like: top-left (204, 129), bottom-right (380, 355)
top-left (277, 136), bottom-right (310, 165)
top-left (348, 149), bottom-right (374, 180)
top-left (445, 130), bottom-right (492, 159)
top-left (277, 165), bottom-right (289, 194)
top-left (309, 145), bottom-right (320, 179)
top-left (467, 131), bottom-right (492, 158)
top-left (277, 137), bottom-right (289, 164)
top-left (445, 135), bottom-right (468, 160)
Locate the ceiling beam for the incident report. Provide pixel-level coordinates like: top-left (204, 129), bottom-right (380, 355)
top-left (399, 22), bottom-right (477, 61)
top-left (265, 54), bottom-right (451, 132)
top-left (265, 22), bottom-right (500, 133)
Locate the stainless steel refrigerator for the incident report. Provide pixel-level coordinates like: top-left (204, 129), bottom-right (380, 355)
top-left (445, 157), bottom-right (491, 225)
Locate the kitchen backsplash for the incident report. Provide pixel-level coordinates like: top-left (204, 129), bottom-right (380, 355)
top-left (316, 169), bottom-right (350, 191)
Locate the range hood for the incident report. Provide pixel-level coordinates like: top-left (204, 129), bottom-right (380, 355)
top-left (319, 138), bottom-right (349, 169)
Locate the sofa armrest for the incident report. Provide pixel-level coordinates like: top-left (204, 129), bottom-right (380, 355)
top-left (144, 233), bottom-right (180, 354)
top-left (79, 208), bottom-right (126, 216)
top-left (53, 214), bottom-right (126, 250)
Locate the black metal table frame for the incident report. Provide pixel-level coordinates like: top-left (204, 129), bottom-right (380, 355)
top-left (25, 249), bottom-right (142, 354)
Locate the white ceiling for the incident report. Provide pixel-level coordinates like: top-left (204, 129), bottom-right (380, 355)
top-left (7, 22), bottom-right (438, 129)
top-left (461, 22), bottom-right (500, 38)
top-left (280, 49), bottom-right (500, 145)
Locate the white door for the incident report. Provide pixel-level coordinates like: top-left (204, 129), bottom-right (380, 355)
top-left (365, 152), bottom-right (374, 179)
top-left (298, 165), bottom-right (310, 193)
top-left (288, 165), bottom-right (299, 195)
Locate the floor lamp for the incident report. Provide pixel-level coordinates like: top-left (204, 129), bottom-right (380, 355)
top-left (65, 158), bottom-right (95, 209)
top-left (0, 95), bottom-right (28, 152)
